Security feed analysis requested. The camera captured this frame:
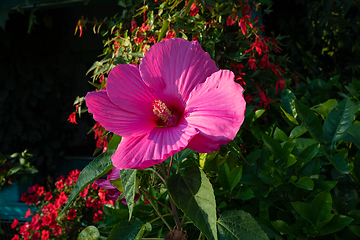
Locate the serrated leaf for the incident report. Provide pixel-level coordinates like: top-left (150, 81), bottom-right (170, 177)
top-left (323, 97), bottom-right (354, 144)
top-left (295, 100), bottom-right (324, 143)
top-left (168, 166), bottom-right (217, 240)
top-left (59, 150), bottom-right (114, 217)
top-left (78, 226), bottom-right (100, 240)
top-left (217, 210), bottom-right (269, 240)
top-left (120, 169), bottom-right (137, 221)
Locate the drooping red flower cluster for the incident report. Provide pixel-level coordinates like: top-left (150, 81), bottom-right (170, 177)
top-left (12, 169), bottom-right (114, 240)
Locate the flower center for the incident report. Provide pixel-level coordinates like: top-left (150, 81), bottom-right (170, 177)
top-left (153, 100), bottom-right (178, 127)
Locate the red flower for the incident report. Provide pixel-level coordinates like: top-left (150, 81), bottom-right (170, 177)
top-left (165, 29), bottom-right (176, 39)
top-left (56, 180), bottom-right (64, 190)
top-left (130, 18), bottom-right (138, 32)
top-left (248, 57), bottom-right (257, 70)
top-left (258, 88), bottom-right (275, 109)
top-left (238, 15), bottom-right (252, 35)
top-left (275, 79), bottom-right (286, 93)
top-left (189, 3), bottom-right (199, 16)
top-left (11, 219), bottom-right (18, 229)
top-left (91, 199), bottom-right (101, 210)
top-left (65, 177), bottom-right (73, 186)
top-left (86, 197), bottom-right (93, 208)
top-left (93, 210), bottom-right (103, 222)
top-left (67, 112), bottom-right (78, 124)
top-left (260, 54), bottom-right (270, 68)
top-left (36, 186), bottom-right (44, 196)
top-left (44, 192), bottom-right (52, 201)
top-left (11, 235), bottom-right (19, 240)
top-left (79, 185), bottom-right (89, 197)
top-left (270, 64), bottom-right (285, 77)
top-left (67, 209), bottom-right (76, 220)
top-left (28, 184), bottom-right (39, 194)
top-left (53, 225), bottom-right (62, 236)
top-left (245, 95), bottom-right (254, 103)
top-left (25, 208), bottom-right (32, 218)
top-left (32, 231), bottom-right (40, 240)
top-left (41, 229), bottom-right (49, 240)
top-left (226, 13), bottom-right (238, 26)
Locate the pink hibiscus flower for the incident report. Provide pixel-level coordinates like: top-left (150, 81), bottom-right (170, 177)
top-left (85, 38), bottom-right (246, 169)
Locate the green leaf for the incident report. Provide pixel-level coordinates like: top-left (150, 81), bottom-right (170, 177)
top-left (274, 127), bottom-right (288, 142)
top-left (318, 215), bottom-right (353, 236)
top-left (300, 143), bottom-right (320, 166)
top-left (108, 219), bottom-right (149, 240)
top-left (271, 220), bottom-right (293, 235)
top-left (281, 106), bottom-right (299, 125)
top-left (312, 99), bottom-right (338, 120)
top-left (293, 176), bottom-right (314, 190)
top-left (344, 122), bottom-right (360, 149)
top-left (322, 148), bottom-right (354, 174)
top-left (168, 148), bottom-right (194, 164)
top-left (323, 97), bottom-right (354, 144)
top-left (262, 134), bottom-right (284, 158)
top-left (219, 163), bottom-right (242, 191)
top-left (59, 150), bottom-right (114, 216)
top-left (168, 166), bottom-right (217, 240)
top-left (157, 20), bottom-right (169, 42)
top-left (234, 186), bottom-right (254, 200)
top-left (120, 169), bottom-right (137, 221)
top-left (217, 210), bottom-right (269, 240)
top-left (281, 87), bottom-right (297, 118)
top-left (292, 202), bottom-right (313, 225)
top-left (290, 125), bottom-right (307, 138)
top-left (295, 100), bottom-right (324, 143)
top-left (108, 134), bottom-right (122, 150)
top-left (78, 226), bottom-right (100, 240)
top-left (311, 191), bottom-right (333, 226)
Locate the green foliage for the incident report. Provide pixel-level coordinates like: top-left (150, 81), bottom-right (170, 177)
top-left (61, 0), bottom-right (360, 239)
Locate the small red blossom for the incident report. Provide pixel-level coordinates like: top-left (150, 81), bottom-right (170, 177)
top-left (227, 13), bottom-right (238, 26)
top-left (41, 229), bottom-right (50, 240)
top-left (238, 15), bottom-right (252, 36)
top-left (67, 209), bottom-right (76, 220)
top-left (248, 57), bottom-right (257, 70)
top-left (36, 186), bottom-right (44, 196)
top-left (11, 234), bottom-right (19, 240)
top-left (93, 210), bottom-right (103, 222)
top-left (130, 18), bottom-right (138, 32)
top-left (56, 180), bottom-right (64, 190)
top-left (165, 29), bottom-right (176, 39)
top-left (32, 231), bottom-right (40, 240)
top-left (25, 208), bottom-right (32, 218)
top-left (258, 88), bottom-right (275, 109)
top-left (189, 3), bottom-right (199, 16)
top-left (11, 219), bottom-right (18, 228)
top-left (44, 192), bottom-right (52, 201)
top-left (245, 95), bottom-right (254, 103)
top-left (260, 54), bottom-right (270, 68)
top-left (270, 64), bottom-right (285, 77)
top-left (275, 79), bottom-right (286, 93)
top-left (53, 226), bottom-right (62, 236)
top-left (80, 185), bottom-right (89, 197)
top-left (67, 112), bottom-right (78, 124)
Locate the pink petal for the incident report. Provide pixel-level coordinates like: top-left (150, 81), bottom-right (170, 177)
top-left (107, 64), bottom-right (158, 119)
top-left (185, 70), bottom-right (246, 152)
top-left (94, 179), bottom-right (116, 190)
top-left (111, 119), bottom-right (198, 169)
top-left (85, 90), bottom-right (156, 137)
top-left (139, 38), bottom-right (218, 109)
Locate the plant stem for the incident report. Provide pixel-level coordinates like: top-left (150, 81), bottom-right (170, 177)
top-left (148, 167), bottom-right (166, 185)
top-left (161, 161), bottom-right (182, 229)
top-left (140, 188), bottom-right (172, 213)
top-left (148, 213), bottom-right (173, 224)
top-left (167, 155), bottom-right (173, 177)
top-left (145, 193), bottom-right (172, 231)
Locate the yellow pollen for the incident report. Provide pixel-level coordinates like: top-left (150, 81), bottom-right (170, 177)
top-left (153, 100), bottom-right (173, 122)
